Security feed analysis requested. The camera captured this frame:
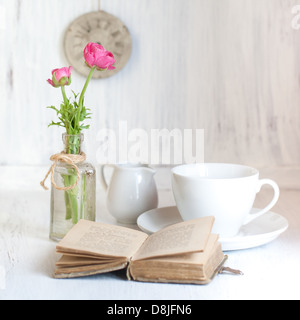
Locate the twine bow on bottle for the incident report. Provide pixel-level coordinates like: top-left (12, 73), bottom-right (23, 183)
top-left (40, 152), bottom-right (86, 191)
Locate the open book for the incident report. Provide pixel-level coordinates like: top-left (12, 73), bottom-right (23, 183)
top-left (54, 217), bottom-right (226, 285)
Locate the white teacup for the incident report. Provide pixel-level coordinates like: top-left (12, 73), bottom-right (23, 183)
top-left (171, 163), bottom-right (280, 238)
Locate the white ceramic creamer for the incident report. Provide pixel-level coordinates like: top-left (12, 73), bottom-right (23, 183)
top-left (101, 164), bottom-right (158, 224)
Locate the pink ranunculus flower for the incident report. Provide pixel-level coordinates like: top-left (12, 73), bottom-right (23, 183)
top-left (84, 42), bottom-right (116, 71)
top-left (47, 66), bottom-right (73, 87)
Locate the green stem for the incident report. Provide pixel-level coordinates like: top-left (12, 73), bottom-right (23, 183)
top-left (61, 86), bottom-right (68, 107)
top-left (69, 178), bottom-right (79, 225)
top-left (62, 135), bottom-right (82, 224)
top-left (63, 171), bottom-right (79, 223)
top-left (77, 66), bottom-right (96, 125)
top-left (63, 175), bottom-right (72, 220)
top-left (80, 174), bottom-right (86, 220)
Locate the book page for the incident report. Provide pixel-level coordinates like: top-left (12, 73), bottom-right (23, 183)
top-left (138, 234), bottom-right (220, 265)
top-left (56, 220), bottom-right (148, 259)
top-left (132, 217), bottom-right (214, 261)
top-left (56, 255), bottom-right (121, 267)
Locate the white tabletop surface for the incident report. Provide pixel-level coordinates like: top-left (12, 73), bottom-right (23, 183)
top-left (0, 166), bottom-right (299, 300)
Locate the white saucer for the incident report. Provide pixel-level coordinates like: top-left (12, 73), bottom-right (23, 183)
top-left (137, 206), bottom-right (289, 251)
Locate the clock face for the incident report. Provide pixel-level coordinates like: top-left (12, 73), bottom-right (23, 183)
top-left (64, 11), bottom-right (132, 79)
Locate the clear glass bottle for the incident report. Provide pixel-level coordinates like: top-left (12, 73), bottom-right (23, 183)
top-left (50, 133), bottom-right (96, 241)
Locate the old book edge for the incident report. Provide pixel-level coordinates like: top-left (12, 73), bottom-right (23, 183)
top-left (54, 261), bottom-right (129, 279)
top-left (126, 255), bottom-right (228, 285)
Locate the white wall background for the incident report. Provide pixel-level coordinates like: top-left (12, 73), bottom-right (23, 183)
top-left (1, 0), bottom-right (300, 168)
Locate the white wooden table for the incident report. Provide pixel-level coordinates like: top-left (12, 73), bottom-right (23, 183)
top-left (0, 166), bottom-right (299, 300)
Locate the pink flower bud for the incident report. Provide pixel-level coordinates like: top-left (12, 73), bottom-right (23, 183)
top-left (84, 42), bottom-right (115, 71)
top-left (47, 66), bottom-right (73, 87)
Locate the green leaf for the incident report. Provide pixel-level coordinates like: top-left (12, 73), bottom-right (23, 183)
top-left (48, 121), bottom-right (64, 128)
top-left (47, 106), bottom-right (60, 115)
top-left (46, 89), bottom-right (92, 135)
top-left (80, 124), bottom-right (90, 130)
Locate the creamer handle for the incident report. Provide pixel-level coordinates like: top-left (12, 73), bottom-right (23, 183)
top-left (100, 164), bottom-right (114, 191)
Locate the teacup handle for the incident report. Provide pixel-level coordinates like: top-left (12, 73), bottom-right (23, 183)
top-left (243, 179), bottom-right (280, 225)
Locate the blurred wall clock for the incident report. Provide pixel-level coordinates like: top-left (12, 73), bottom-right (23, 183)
top-left (64, 11), bottom-right (132, 79)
